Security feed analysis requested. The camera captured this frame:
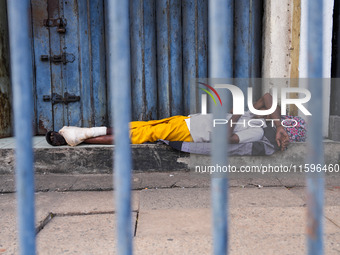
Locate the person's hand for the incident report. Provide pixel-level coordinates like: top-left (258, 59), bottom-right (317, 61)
top-left (275, 126), bottom-right (289, 151)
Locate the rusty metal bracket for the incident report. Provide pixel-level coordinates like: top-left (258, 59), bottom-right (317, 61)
top-left (43, 92), bottom-right (80, 105)
top-left (43, 17), bottom-right (67, 33)
top-left (40, 53), bottom-right (75, 65)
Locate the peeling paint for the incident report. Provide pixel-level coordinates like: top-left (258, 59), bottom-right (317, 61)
top-left (0, 0), bottom-right (12, 138)
top-left (0, 90), bottom-right (11, 138)
top-left (0, 0), bottom-right (10, 79)
top-left (0, 30), bottom-right (9, 77)
top-left (38, 118), bottom-right (48, 134)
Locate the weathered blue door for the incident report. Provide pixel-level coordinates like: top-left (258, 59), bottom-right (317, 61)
top-left (31, 0), bottom-right (107, 134)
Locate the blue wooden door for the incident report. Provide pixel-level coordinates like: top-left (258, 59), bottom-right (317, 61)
top-left (31, 0), bottom-right (107, 134)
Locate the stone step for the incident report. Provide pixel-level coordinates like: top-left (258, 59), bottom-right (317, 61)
top-left (0, 137), bottom-right (339, 175)
top-left (0, 137), bottom-right (188, 174)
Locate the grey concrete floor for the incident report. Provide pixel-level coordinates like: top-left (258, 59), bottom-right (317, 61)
top-left (1, 184), bottom-right (340, 254)
top-left (1, 137), bottom-right (340, 254)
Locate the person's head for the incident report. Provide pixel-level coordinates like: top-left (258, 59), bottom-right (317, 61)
top-left (46, 131), bottom-right (67, 146)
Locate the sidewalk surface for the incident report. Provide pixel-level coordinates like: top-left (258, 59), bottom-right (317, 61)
top-left (1, 173), bottom-right (340, 254)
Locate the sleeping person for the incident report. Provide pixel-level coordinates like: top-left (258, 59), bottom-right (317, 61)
top-left (46, 93), bottom-right (292, 151)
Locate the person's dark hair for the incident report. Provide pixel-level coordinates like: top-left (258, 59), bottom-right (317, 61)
top-left (46, 131), bottom-right (67, 146)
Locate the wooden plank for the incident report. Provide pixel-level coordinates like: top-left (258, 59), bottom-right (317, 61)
top-left (156, 0), bottom-right (170, 118)
top-left (90, 0), bottom-right (107, 126)
top-left (130, 0), bottom-right (157, 121)
top-left (104, 0), bottom-right (113, 126)
top-left (130, 0), bottom-right (145, 120)
top-left (156, 0), bottom-right (182, 118)
top-left (78, 0), bottom-right (93, 127)
top-left (143, 0), bottom-right (157, 120)
top-left (31, 0), bottom-right (53, 133)
top-left (63, 0), bottom-right (82, 127)
top-left (182, 0), bottom-right (196, 115)
top-left (196, 0), bottom-right (208, 114)
top-left (168, 0), bottom-right (182, 116)
top-left (183, 0), bottom-right (208, 115)
top-left (48, 0), bottom-right (65, 131)
top-left (234, 0), bottom-right (262, 103)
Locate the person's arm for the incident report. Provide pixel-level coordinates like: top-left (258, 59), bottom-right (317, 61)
top-left (83, 127), bottom-right (113, 144)
top-left (83, 135), bottom-right (114, 144)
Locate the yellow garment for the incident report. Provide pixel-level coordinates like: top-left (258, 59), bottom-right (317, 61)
top-left (130, 115), bottom-right (191, 144)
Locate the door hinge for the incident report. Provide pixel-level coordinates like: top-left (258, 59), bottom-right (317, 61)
top-left (43, 17), bottom-right (67, 33)
top-left (40, 53), bottom-right (75, 65)
top-left (43, 92), bottom-right (80, 105)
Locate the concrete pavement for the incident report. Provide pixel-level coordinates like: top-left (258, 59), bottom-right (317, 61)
top-left (1, 175), bottom-right (340, 254)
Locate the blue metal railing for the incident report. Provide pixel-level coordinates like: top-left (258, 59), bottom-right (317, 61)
top-left (209, 0), bottom-right (233, 254)
top-left (7, 0), bottom-right (36, 254)
top-left (7, 0), bottom-right (325, 254)
top-left (306, 0), bottom-right (325, 254)
top-left (107, 0), bottom-right (133, 254)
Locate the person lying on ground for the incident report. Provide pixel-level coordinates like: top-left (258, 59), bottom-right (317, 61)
top-left (46, 93), bottom-right (291, 151)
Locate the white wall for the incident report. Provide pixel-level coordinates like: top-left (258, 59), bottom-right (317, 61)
top-left (262, 0), bottom-right (292, 81)
top-left (299, 0), bottom-right (334, 137)
top-left (262, 0), bottom-right (300, 112)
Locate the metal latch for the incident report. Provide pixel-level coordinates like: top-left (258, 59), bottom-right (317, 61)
top-left (40, 53), bottom-right (75, 65)
top-left (43, 92), bottom-right (80, 105)
top-left (43, 17), bottom-right (67, 33)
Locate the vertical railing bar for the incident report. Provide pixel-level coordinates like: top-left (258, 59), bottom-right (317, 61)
top-left (209, 0), bottom-right (233, 254)
top-left (107, 1), bottom-right (133, 254)
top-left (7, 0), bottom-right (36, 254)
top-left (307, 0), bottom-right (324, 254)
